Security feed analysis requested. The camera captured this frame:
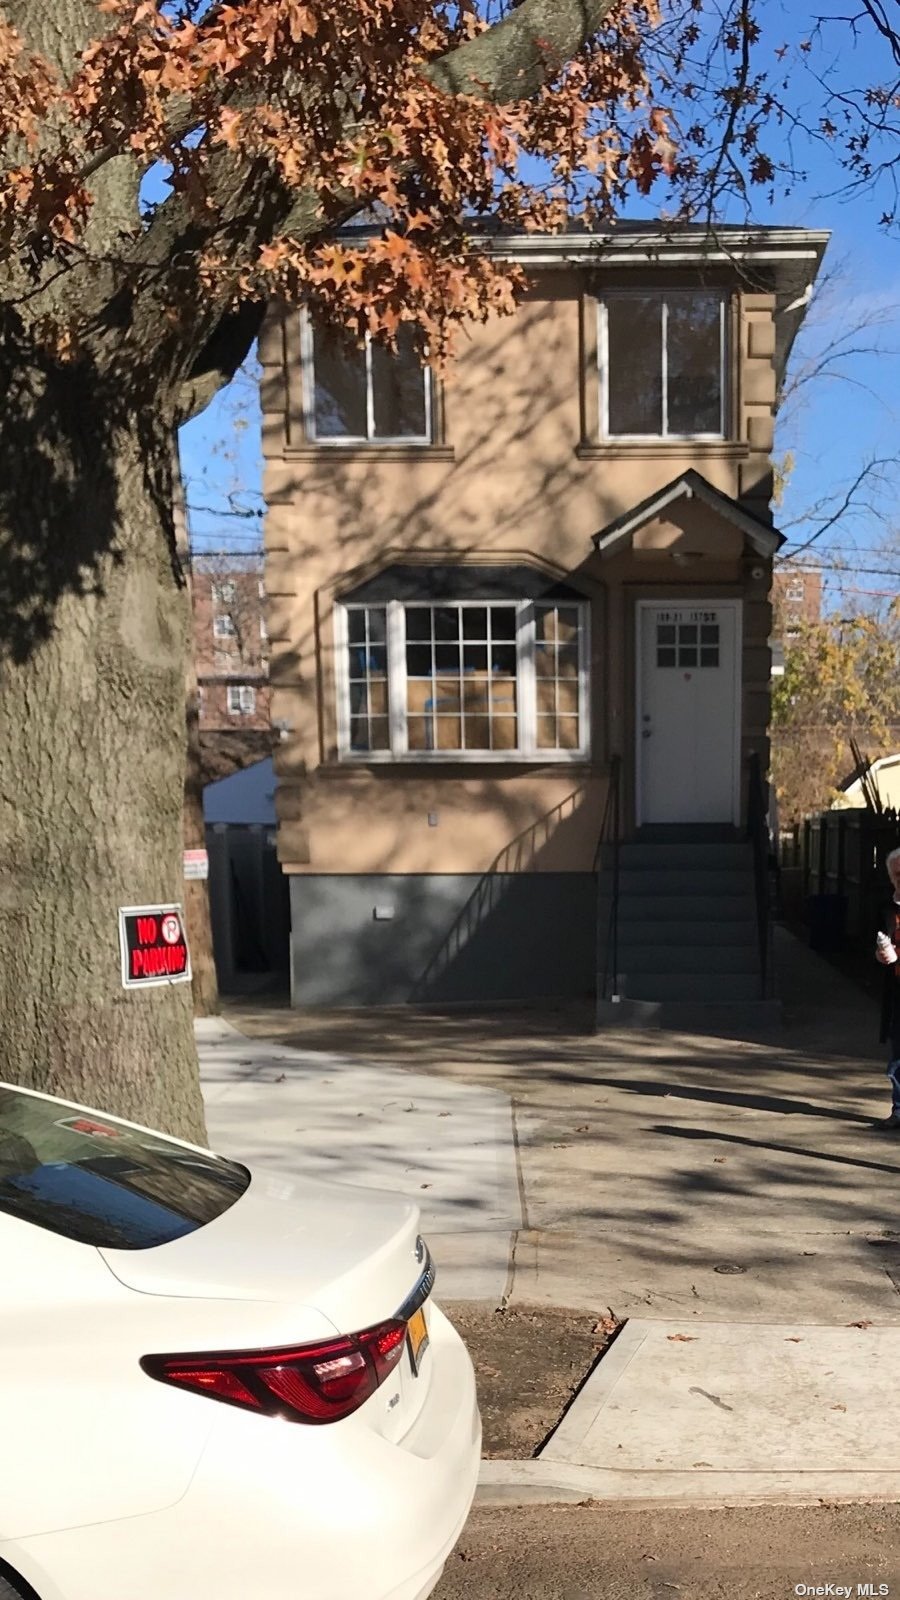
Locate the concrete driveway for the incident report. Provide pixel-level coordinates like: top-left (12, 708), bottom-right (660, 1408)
top-left (222, 927), bottom-right (900, 1326)
top-left (216, 927), bottom-right (900, 1506)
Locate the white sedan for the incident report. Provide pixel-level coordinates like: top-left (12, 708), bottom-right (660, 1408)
top-left (0, 1081), bottom-right (480, 1600)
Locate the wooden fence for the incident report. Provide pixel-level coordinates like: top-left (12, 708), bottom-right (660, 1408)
top-left (779, 808), bottom-right (900, 943)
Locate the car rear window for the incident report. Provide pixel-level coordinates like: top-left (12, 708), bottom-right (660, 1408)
top-left (0, 1087), bottom-right (249, 1248)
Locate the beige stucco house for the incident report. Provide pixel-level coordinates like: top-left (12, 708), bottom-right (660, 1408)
top-left (260, 223), bottom-right (828, 1014)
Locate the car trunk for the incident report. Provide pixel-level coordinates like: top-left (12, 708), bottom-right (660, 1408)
top-left (99, 1166), bottom-right (435, 1441)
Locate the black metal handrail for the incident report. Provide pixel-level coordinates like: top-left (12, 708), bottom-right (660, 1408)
top-left (595, 754), bottom-right (622, 1014)
top-left (746, 752), bottom-right (771, 998)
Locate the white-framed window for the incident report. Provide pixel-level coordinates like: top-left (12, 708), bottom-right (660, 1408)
top-left (301, 313), bottom-right (432, 445)
top-left (227, 685), bottom-right (256, 715)
top-left (335, 598), bottom-right (589, 761)
top-left (785, 580), bottom-right (805, 603)
top-left (598, 291), bottom-right (726, 440)
top-left (213, 614), bottom-right (236, 638)
top-left (212, 581), bottom-right (237, 605)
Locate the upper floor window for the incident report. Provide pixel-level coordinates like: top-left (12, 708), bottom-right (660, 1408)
top-left (302, 316), bottom-right (432, 445)
top-left (599, 291), bottom-right (725, 440)
top-left (227, 685), bottom-right (257, 715)
top-left (212, 581), bottom-right (236, 606)
top-left (213, 615), bottom-right (236, 638)
top-left (334, 573), bottom-right (589, 762)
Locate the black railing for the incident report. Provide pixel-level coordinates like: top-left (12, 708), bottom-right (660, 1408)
top-left (746, 752), bottom-right (772, 998)
top-left (595, 754), bottom-right (622, 1014)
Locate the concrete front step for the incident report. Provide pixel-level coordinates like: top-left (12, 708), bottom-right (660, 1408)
top-left (614, 943), bottom-right (759, 975)
top-left (617, 841), bottom-right (753, 870)
top-left (598, 893), bottom-right (756, 923)
top-left (613, 868), bottom-right (753, 896)
top-left (617, 972), bottom-right (763, 1001)
top-left (596, 997), bottom-right (780, 1030)
top-left (612, 918), bottom-right (757, 946)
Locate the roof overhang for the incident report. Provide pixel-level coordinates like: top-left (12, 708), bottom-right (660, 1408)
top-left (338, 218), bottom-right (829, 390)
top-left (592, 469), bottom-right (784, 561)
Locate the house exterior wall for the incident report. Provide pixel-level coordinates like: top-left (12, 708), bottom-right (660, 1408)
top-left (261, 267), bottom-right (779, 885)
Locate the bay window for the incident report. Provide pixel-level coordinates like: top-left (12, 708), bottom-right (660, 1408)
top-left (336, 583), bottom-right (589, 760)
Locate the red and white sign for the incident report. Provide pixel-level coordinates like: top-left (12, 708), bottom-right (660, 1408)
top-left (183, 848), bottom-right (209, 881)
top-left (119, 905), bottom-right (192, 990)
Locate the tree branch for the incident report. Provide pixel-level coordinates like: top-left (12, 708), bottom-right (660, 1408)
top-left (425, 0), bottom-right (620, 100)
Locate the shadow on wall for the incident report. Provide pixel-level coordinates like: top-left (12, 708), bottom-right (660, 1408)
top-left (291, 787), bottom-right (598, 1007)
top-left (409, 787), bottom-right (592, 1002)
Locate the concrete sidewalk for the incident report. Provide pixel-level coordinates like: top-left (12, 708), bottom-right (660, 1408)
top-left (213, 927), bottom-right (900, 1505)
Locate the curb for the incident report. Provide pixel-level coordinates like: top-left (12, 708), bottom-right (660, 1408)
top-left (475, 1459), bottom-right (900, 1510)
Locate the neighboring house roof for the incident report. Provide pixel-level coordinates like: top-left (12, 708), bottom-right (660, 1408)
top-left (203, 757), bottom-right (276, 827)
top-left (834, 752), bottom-right (900, 807)
top-left (592, 469), bottom-right (784, 560)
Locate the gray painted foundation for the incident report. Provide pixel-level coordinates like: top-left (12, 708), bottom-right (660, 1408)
top-left (289, 873), bottom-right (596, 1007)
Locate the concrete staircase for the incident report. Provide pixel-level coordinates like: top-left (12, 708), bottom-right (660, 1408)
top-left (596, 828), bottom-right (779, 1029)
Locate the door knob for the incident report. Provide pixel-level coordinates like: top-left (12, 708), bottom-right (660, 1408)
top-left (642, 729), bottom-right (652, 739)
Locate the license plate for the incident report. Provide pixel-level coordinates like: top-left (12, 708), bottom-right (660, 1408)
top-left (406, 1305), bottom-right (430, 1376)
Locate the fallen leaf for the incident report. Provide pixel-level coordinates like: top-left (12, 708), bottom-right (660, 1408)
top-left (785, 1336), bottom-right (803, 1343)
top-left (275, 1073), bottom-right (286, 1083)
top-left (848, 1320), bottom-right (873, 1329)
top-left (713, 1157), bottom-right (726, 1163)
top-left (692, 1462), bottom-right (712, 1468)
top-left (831, 1403), bottom-right (847, 1412)
top-left (420, 1183), bottom-right (431, 1189)
top-left (667, 1334), bottom-right (697, 1342)
top-left (592, 1313), bottom-right (618, 1336)
top-left (575, 1124), bottom-right (590, 1133)
top-left (552, 1142), bottom-right (570, 1149)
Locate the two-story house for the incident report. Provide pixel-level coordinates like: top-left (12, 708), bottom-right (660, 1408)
top-left (259, 222), bottom-right (828, 1016)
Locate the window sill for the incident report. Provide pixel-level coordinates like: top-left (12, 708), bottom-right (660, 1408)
top-left (283, 444), bottom-right (455, 464)
top-left (321, 753), bottom-right (592, 772)
top-left (575, 440), bottom-right (749, 461)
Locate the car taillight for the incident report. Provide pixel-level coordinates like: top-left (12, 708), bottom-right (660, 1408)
top-left (141, 1318), bottom-right (408, 1425)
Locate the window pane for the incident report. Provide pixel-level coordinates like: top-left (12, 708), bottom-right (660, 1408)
top-left (490, 607), bottom-right (517, 641)
top-left (347, 609), bottom-right (366, 645)
top-left (536, 714), bottom-right (557, 748)
top-left (434, 606), bottom-right (459, 642)
top-left (657, 647), bottom-right (676, 667)
top-left (678, 646), bottom-right (698, 667)
top-left (666, 293), bottom-right (722, 435)
top-left (491, 644), bottom-right (516, 675)
top-left (406, 643), bottom-right (432, 677)
top-left (405, 607), bottom-right (432, 641)
top-left (558, 717), bottom-right (580, 750)
top-left (463, 643), bottom-right (488, 672)
top-left (371, 327), bottom-right (429, 439)
top-left (436, 716), bottom-right (462, 750)
top-left (606, 296), bottom-right (663, 435)
top-left (312, 327), bottom-right (367, 438)
top-left (463, 607), bottom-right (488, 640)
top-left (700, 647), bottom-right (719, 667)
top-left (407, 715), bottom-right (429, 751)
top-left (491, 717), bottom-right (517, 751)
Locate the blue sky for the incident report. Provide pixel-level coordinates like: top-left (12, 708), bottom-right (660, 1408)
top-left (177, 8), bottom-right (900, 609)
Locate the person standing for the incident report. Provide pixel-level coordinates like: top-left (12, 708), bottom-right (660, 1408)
top-left (874, 846), bottom-right (900, 1129)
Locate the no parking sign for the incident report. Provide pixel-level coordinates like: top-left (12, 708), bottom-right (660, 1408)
top-left (119, 904), bottom-right (192, 989)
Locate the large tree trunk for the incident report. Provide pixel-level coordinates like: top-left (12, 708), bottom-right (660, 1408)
top-left (0, 354), bottom-right (207, 1143)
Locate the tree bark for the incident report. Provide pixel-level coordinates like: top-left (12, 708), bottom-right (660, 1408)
top-left (0, 351), bottom-right (207, 1144)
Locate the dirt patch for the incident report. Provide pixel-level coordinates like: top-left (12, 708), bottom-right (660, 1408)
top-left (443, 1301), bottom-right (618, 1459)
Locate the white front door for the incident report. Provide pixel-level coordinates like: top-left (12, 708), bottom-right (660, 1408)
top-left (637, 601), bottom-right (741, 826)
